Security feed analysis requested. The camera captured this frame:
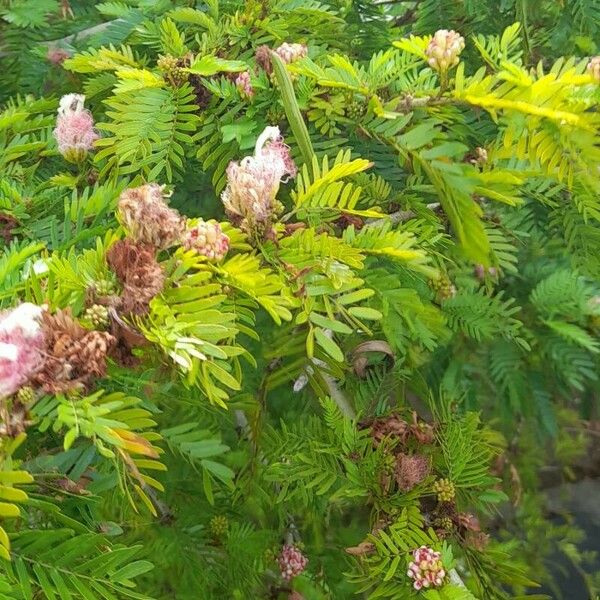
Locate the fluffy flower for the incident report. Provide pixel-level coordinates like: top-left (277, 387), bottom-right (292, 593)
top-left (407, 546), bottom-right (446, 590)
top-left (221, 126), bottom-right (296, 235)
top-left (118, 183), bottom-right (185, 250)
top-left (395, 453), bottom-right (430, 492)
top-left (235, 71), bottom-right (254, 99)
top-left (587, 56), bottom-right (600, 82)
top-left (183, 220), bottom-right (230, 261)
top-left (277, 544), bottom-right (308, 581)
top-left (426, 30), bottom-right (465, 72)
top-left (275, 42), bottom-right (308, 65)
top-left (0, 303), bottom-right (45, 398)
top-left (53, 94), bottom-right (98, 162)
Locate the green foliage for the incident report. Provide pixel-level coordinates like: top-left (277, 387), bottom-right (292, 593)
top-left (0, 1), bottom-right (599, 599)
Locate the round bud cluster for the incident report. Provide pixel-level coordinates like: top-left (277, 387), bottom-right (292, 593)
top-left (426, 30), bottom-right (465, 72)
top-left (274, 42), bottom-right (308, 65)
top-left (84, 304), bottom-right (109, 328)
top-left (183, 220), bottom-right (230, 261)
top-left (407, 546), bottom-right (446, 590)
top-left (277, 544), bottom-right (308, 581)
top-left (587, 56), bottom-right (600, 83)
top-left (209, 515), bottom-right (229, 538)
top-left (433, 478), bottom-right (456, 502)
top-left (16, 386), bottom-right (35, 405)
top-left (95, 279), bottom-right (116, 297)
top-left (429, 274), bottom-right (457, 301)
top-left (436, 516), bottom-right (454, 531)
top-left (157, 54), bottom-right (188, 86)
top-left (346, 100), bottom-right (367, 121)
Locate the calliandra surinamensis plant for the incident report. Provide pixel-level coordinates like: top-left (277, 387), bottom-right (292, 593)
top-left (1, 0), bottom-right (600, 598)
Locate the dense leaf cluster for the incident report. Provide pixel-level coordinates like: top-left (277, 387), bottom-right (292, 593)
top-left (1, 1), bottom-right (600, 599)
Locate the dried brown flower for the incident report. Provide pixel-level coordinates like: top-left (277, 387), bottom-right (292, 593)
top-left (31, 309), bottom-right (115, 393)
top-left (118, 183), bottom-right (185, 250)
top-left (394, 453), bottom-right (430, 492)
top-left (0, 213), bottom-right (18, 244)
top-left (107, 240), bottom-right (165, 315)
top-left (255, 45), bottom-right (272, 74)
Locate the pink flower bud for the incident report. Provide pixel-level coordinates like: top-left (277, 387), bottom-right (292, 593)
top-left (587, 56), bottom-right (600, 83)
top-left (235, 71), bottom-right (254, 99)
top-left (426, 30), bottom-right (465, 72)
top-left (407, 546), bottom-right (446, 591)
top-left (53, 94), bottom-right (99, 162)
top-left (274, 42), bottom-right (308, 65)
top-left (277, 544), bottom-right (308, 581)
top-left (183, 220), bottom-right (230, 261)
top-left (0, 304), bottom-right (45, 398)
top-left (221, 126), bottom-right (296, 234)
top-left (47, 47), bottom-right (71, 65)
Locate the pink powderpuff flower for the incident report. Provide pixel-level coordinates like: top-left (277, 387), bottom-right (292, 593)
top-left (275, 42), bottom-right (308, 65)
top-left (235, 71), bottom-right (254, 99)
top-left (53, 94), bottom-right (99, 163)
top-left (221, 126), bottom-right (296, 234)
top-left (277, 544), bottom-right (308, 581)
top-left (407, 546), bottom-right (446, 590)
top-left (183, 219), bottom-right (230, 261)
top-left (0, 303), bottom-right (45, 399)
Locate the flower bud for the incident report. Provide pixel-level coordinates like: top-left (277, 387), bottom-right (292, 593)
top-left (277, 544), bottom-right (308, 581)
top-left (53, 94), bottom-right (99, 162)
top-left (274, 42), bottom-right (308, 65)
top-left (235, 71), bottom-right (254, 99)
top-left (407, 546), bottom-right (446, 590)
top-left (426, 30), bottom-right (465, 72)
top-left (587, 56), bottom-right (600, 83)
top-left (183, 220), bottom-right (230, 261)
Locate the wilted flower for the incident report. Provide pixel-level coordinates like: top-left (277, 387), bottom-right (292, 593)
top-left (183, 220), bottom-right (230, 261)
top-left (395, 453), bottom-right (430, 492)
top-left (47, 47), bottom-right (71, 65)
top-left (0, 303), bottom-right (45, 398)
top-left (118, 183), bottom-right (185, 250)
top-left (426, 30), bottom-right (465, 72)
top-left (407, 546), bottom-right (446, 590)
top-left (53, 94), bottom-right (99, 162)
top-left (277, 544), bottom-right (308, 581)
top-left (587, 56), bottom-right (600, 82)
top-left (235, 71), bottom-right (254, 99)
top-left (275, 42), bottom-right (308, 65)
top-left (221, 126), bottom-right (296, 235)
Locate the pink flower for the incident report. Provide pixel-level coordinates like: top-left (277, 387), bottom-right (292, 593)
top-left (221, 126), bottom-right (296, 234)
top-left (183, 220), bottom-right (230, 261)
top-left (407, 546), bottom-right (446, 590)
top-left (277, 544), bottom-right (308, 581)
top-left (0, 304), bottom-right (45, 398)
top-left (53, 94), bottom-right (99, 163)
top-left (235, 71), bottom-right (254, 99)
top-left (275, 43), bottom-right (308, 65)
top-left (47, 47), bottom-right (71, 65)
top-left (587, 56), bottom-right (600, 83)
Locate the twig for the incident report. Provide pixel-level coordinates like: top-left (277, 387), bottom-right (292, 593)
top-left (43, 19), bottom-right (123, 48)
